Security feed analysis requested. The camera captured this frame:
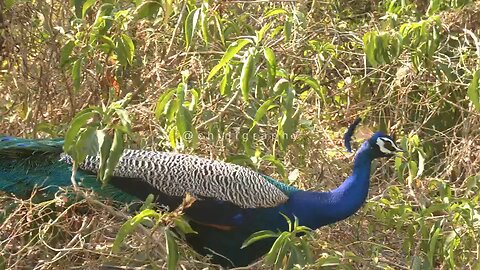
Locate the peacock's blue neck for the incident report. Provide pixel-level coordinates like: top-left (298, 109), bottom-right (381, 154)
top-left (288, 141), bottom-right (374, 229)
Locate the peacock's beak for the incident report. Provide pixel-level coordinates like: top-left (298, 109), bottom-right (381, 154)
top-left (393, 144), bottom-right (404, 153)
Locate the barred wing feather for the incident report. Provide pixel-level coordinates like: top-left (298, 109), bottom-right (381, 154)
top-left (61, 149), bottom-right (289, 208)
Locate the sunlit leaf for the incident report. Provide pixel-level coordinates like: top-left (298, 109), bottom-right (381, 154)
top-left (242, 230), bottom-right (279, 248)
top-left (155, 89), bottom-right (176, 119)
top-left (101, 129), bottom-right (125, 185)
top-left (265, 8), bottom-right (288, 18)
top-left (72, 58), bottom-right (83, 93)
top-left (113, 209), bottom-right (161, 253)
top-left (256, 22), bottom-right (273, 44)
top-left (60, 40), bottom-right (75, 68)
top-left (174, 217), bottom-right (196, 234)
top-left (64, 109), bottom-right (99, 155)
top-left (163, 0), bottom-right (174, 24)
top-left (264, 231), bottom-right (290, 265)
top-left (240, 51), bottom-right (255, 102)
top-left (363, 31), bottom-right (378, 67)
top-left (262, 155), bottom-right (286, 177)
top-left (165, 229), bottom-right (179, 270)
top-left (74, 126), bottom-right (99, 163)
top-left (185, 8), bottom-right (201, 48)
top-left (135, 1), bottom-right (162, 19)
top-left (200, 6), bottom-right (210, 45)
top-left (220, 65), bottom-right (233, 96)
top-left (264, 47), bottom-right (276, 86)
top-left (284, 20), bottom-right (292, 42)
top-left (82, 0), bottom-right (96, 18)
top-left (467, 69), bottom-right (480, 111)
top-left (207, 38), bottom-right (253, 81)
top-left (121, 34), bottom-right (135, 64)
top-left (74, 0), bottom-right (86, 18)
top-left (5, 0), bottom-right (15, 8)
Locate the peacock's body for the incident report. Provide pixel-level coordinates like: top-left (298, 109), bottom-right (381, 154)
top-left (0, 128), bottom-right (402, 267)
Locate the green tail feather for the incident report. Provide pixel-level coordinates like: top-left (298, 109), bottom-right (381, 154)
top-left (0, 136), bottom-right (136, 203)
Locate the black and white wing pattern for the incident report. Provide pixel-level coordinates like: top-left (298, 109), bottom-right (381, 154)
top-left (61, 149), bottom-right (289, 208)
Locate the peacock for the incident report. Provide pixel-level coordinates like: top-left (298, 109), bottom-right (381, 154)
top-left (0, 120), bottom-right (403, 268)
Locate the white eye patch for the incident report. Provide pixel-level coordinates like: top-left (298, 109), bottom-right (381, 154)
top-left (376, 137), bottom-right (401, 154)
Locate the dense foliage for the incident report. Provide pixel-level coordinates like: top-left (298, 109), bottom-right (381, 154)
top-left (1, 0), bottom-right (480, 269)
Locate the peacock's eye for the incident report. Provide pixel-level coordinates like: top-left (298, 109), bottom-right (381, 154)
top-left (376, 137), bottom-right (401, 154)
top-left (381, 139), bottom-right (397, 152)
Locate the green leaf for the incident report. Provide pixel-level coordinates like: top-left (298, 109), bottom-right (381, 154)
top-left (294, 75), bottom-right (321, 94)
top-left (176, 82), bottom-right (186, 103)
top-left (467, 69), bottom-right (480, 111)
top-left (63, 109), bottom-right (99, 155)
top-left (417, 150), bottom-right (425, 178)
top-left (174, 217), bottom-right (196, 234)
top-left (262, 155), bottom-right (286, 177)
top-left (363, 31), bottom-right (378, 67)
top-left (264, 47), bottom-right (276, 86)
top-left (265, 8), bottom-right (288, 18)
top-left (60, 40), bottom-right (75, 68)
top-left (5, 0), bottom-right (15, 9)
top-left (72, 58), bottom-right (83, 93)
top-left (226, 154), bottom-right (255, 167)
top-left (240, 51), bottom-right (255, 102)
top-left (427, 0), bottom-right (440, 15)
top-left (213, 15), bottom-right (225, 46)
top-left (411, 256), bottom-right (423, 270)
top-left (242, 230), bottom-right (279, 249)
top-left (155, 89), bottom-right (176, 119)
top-left (185, 8), bottom-right (201, 48)
top-left (408, 160), bottom-right (418, 183)
top-left (264, 231), bottom-right (290, 265)
top-left (200, 6), bottom-right (210, 45)
top-left (113, 209), bottom-right (160, 253)
top-left (256, 22), bottom-right (273, 44)
top-left (273, 79), bottom-right (290, 95)
top-left (140, 194), bottom-right (155, 211)
top-left (82, 0), bottom-right (96, 18)
top-left (284, 20), bottom-right (292, 42)
top-left (277, 108), bottom-right (300, 151)
top-left (162, 0), bottom-right (174, 24)
top-left (135, 1), bottom-right (162, 19)
top-left (98, 129), bottom-right (113, 182)
top-left (121, 34), bottom-right (135, 64)
top-left (427, 227), bottom-right (441, 266)
top-left (114, 108), bottom-right (132, 134)
top-left (74, 126), bottom-right (99, 163)
top-left (220, 65), bottom-right (233, 96)
top-left (115, 37), bottom-right (129, 66)
top-left (374, 35), bottom-right (385, 65)
top-left (102, 129), bottom-right (125, 185)
top-left (282, 84), bottom-right (295, 116)
top-left (280, 213), bottom-right (292, 231)
top-left (74, 0), bottom-right (86, 18)
top-left (165, 229), bottom-right (179, 270)
top-left (254, 99), bottom-right (273, 123)
top-left (273, 240), bottom-right (290, 269)
top-left (207, 38), bottom-right (253, 81)
top-left (176, 105), bottom-right (198, 147)
top-left (98, 35), bottom-right (115, 50)
top-left (176, 105), bottom-right (190, 136)
top-left (165, 99), bottom-right (179, 122)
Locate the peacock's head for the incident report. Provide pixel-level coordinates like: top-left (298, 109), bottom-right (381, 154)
top-left (344, 118), bottom-right (403, 158)
top-left (368, 132), bottom-right (403, 158)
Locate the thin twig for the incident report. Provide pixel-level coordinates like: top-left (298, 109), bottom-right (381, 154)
top-left (197, 91), bottom-right (240, 129)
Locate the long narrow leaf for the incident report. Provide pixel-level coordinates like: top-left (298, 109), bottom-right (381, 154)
top-left (207, 39), bottom-right (253, 81)
top-left (242, 230), bottom-right (279, 248)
